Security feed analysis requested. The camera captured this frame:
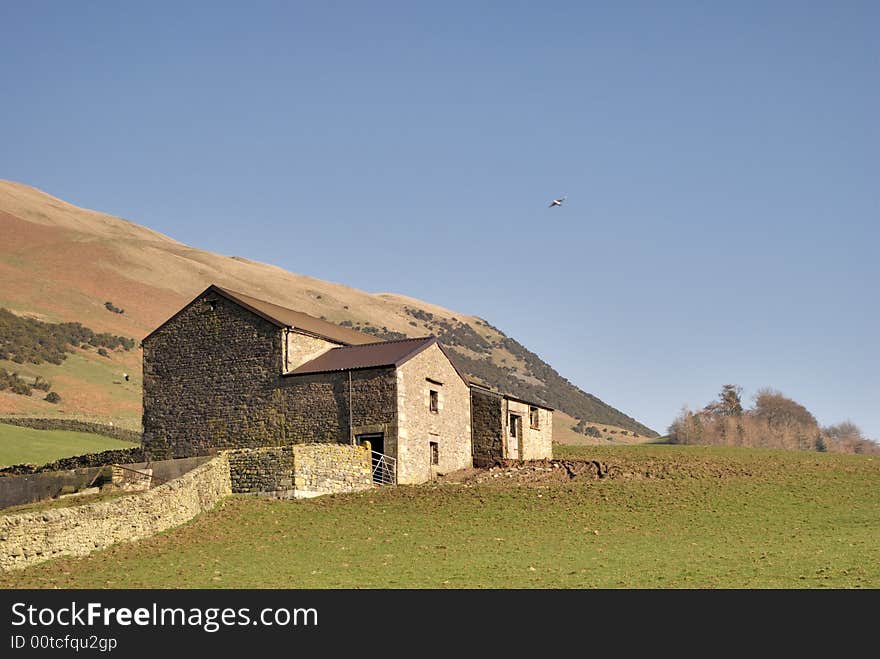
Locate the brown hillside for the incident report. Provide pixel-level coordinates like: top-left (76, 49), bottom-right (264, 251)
top-left (0, 180), bottom-right (657, 436)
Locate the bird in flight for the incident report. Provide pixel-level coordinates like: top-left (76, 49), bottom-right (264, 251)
top-left (548, 195), bottom-right (567, 208)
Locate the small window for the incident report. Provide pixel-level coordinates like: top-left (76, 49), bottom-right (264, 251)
top-left (530, 406), bottom-right (540, 429)
top-left (429, 390), bottom-right (439, 413)
top-left (207, 299), bottom-right (217, 311)
top-left (430, 441), bottom-right (439, 465)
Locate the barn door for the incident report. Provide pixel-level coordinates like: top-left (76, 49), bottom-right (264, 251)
top-left (507, 413), bottom-right (521, 459)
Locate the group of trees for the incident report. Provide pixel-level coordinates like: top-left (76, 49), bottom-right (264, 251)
top-left (0, 308), bottom-right (136, 366)
top-left (669, 385), bottom-right (878, 455)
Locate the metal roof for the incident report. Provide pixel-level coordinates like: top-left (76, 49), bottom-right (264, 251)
top-left (211, 286), bottom-right (376, 345)
top-left (288, 336), bottom-right (437, 375)
top-left (468, 382), bottom-right (554, 411)
top-left (144, 284), bottom-right (376, 345)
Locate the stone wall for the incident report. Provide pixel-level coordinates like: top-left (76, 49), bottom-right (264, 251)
top-left (284, 331), bottom-right (338, 371)
top-left (142, 289), bottom-right (399, 458)
top-left (0, 457), bottom-right (211, 511)
top-left (143, 290), bottom-right (286, 458)
top-left (0, 455), bottom-right (231, 572)
top-left (0, 447), bottom-right (146, 477)
top-left (279, 368), bottom-right (398, 445)
top-left (471, 387), bottom-right (504, 465)
top-left (226, 446), bottom-right (295, 494)
top-left (396, 344), bottom-right (471, 484)
top-left (504, 399), bottom-right (553, 461)
top-left (291, 444), bottom-right (372, 496)
top-left (0, 418), bottom-right (141, 443)
top-left (225, 444), bottom-right (372, 498)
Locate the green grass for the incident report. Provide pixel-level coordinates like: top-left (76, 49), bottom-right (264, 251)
top-left (0, 423), bottom-right (137, 467)
top-left (2, 445), bottom-right (878, 588)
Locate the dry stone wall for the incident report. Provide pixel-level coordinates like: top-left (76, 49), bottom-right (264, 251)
top-left (225, 444), bottom-right (372, 498)
top-left (0, 418), bottom-right (141, 443)
top-left (0, 455), bottom-right (231, 572)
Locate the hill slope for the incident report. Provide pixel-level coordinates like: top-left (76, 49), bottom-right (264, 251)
top-left (0, 180), bottom-right (656, 436)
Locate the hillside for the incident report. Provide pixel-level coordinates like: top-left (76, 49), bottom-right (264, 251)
top-left (0, 180), bottom-right (657, 436)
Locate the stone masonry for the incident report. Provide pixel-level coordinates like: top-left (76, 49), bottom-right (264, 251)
top-left (0, 455), bottom-right (231, 572)
top-left (471, 387), bottom-right (504, 465)
top-left (504, 398), bottom-right (553, 460)
top-left (396, 343), bottom-right (471, 484)
top-left (285, 331), bottom-right (340, 372)
top-left (225, 444), bottom-right (372, 498)
top-left (142, 291), bottom-right (284, 458)
top-left (143, 289), bottom-right (397, 458)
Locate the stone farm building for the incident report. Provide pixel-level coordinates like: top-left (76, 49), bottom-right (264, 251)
top-left (142, 285), bottom-right (552, 484)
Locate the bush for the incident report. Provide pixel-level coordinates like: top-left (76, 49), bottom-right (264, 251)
top-left (0, 308), bottom-right (135, 365)
top-left (44, 391), bottom-right (61, 404)
top-left (97, 348), bottom-right (109, 358)
top-left (104, 301), bottom-right (124, 314)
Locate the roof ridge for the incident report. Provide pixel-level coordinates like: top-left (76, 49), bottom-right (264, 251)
top-left (328, 335), bottom-right (435, 349)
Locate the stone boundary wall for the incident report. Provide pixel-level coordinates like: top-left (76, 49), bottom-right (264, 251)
top-left (0, 455), bottom-right (231, 572)
top-left (0, 418), bottom-right (141, 443)
top-left (0, 447), bottom-right (146, 477)
top-left (226, 446), bottom-right (295, 495)
top-left (225, 444), bottom-right (372, 498)
top-left (0, 457), bottom-right (211, 511)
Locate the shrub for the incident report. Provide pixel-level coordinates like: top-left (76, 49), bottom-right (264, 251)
top-left (97, 348), bottom-right (109, 358)
top-left (44, 391), bottom-right (61, 404)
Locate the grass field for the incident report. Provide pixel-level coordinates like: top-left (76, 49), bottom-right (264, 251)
top-left (0, 423), bottom-right (137, 467)
top-left (2, 445), bottom-right (878, 588)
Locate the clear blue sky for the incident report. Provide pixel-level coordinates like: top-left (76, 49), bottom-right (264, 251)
top-left (2, 2), bottom-right (878, 438)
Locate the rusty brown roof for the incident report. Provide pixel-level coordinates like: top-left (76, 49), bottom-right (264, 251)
top-left (468, 382), bottom-right (554, 411)
top-left (288, 336), bottom-right (437, 375)
top-left (157, 285), bottom-right (375, 346)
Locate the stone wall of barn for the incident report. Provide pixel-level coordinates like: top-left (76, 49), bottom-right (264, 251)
top-left (470, 388), bottom-right (504, 466)
top-left (284, 331), bottom-right (339, 372)
top-left (396, 344), bottom-right (471, 484)
top-left (504, 399), bottom-right (553, 460)
top-left (142, 290), bottom-right (286, 459)
top-left (142, 291), bottom-right (398, 459)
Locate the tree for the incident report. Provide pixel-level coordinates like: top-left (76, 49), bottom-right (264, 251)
top-left (704, 384), bottom-right (743, 417)
top-left (753, 388), bottom-right (817, 430)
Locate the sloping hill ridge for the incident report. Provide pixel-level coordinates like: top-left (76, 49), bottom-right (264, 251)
top-left (0, 180), bottom-right (657, 437)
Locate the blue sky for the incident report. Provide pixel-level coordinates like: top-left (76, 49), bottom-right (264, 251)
top-left (2, 2), bottom-right (878, 438)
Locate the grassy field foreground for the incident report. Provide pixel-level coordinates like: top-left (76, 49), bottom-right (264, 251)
top-left (0, 422), bottom-right (137, 467)
top-left (2, 445), bottom-right (878, 588)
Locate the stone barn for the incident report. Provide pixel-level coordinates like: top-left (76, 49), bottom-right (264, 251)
top-left (470, 385), bottom-right (553, 466)
top-left (142, 284), bottom-right (552, 485)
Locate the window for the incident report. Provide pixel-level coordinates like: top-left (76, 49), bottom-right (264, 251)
top-left (430, 441), bottom-right (439, 465)
top-left (530, 406), bottom-right (540, 429)
top-left (429, 390), bottom-right (439, 413)
top-left (207, 299), bottom-right (217, 311)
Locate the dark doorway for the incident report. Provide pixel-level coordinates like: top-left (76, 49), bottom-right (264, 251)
top-left (356, 433), bottom-right (388, 483)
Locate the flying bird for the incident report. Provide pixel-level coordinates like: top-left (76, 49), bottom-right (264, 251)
top-left (548, 195), bottom-right (567, 208)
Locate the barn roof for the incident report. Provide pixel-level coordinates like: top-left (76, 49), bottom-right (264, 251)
top-left (288, 336), bottom-right (438, 375)
top-left (468, 382), bottom-right (554, 411)
top-left (144, 284), bottom-right (376, 345)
